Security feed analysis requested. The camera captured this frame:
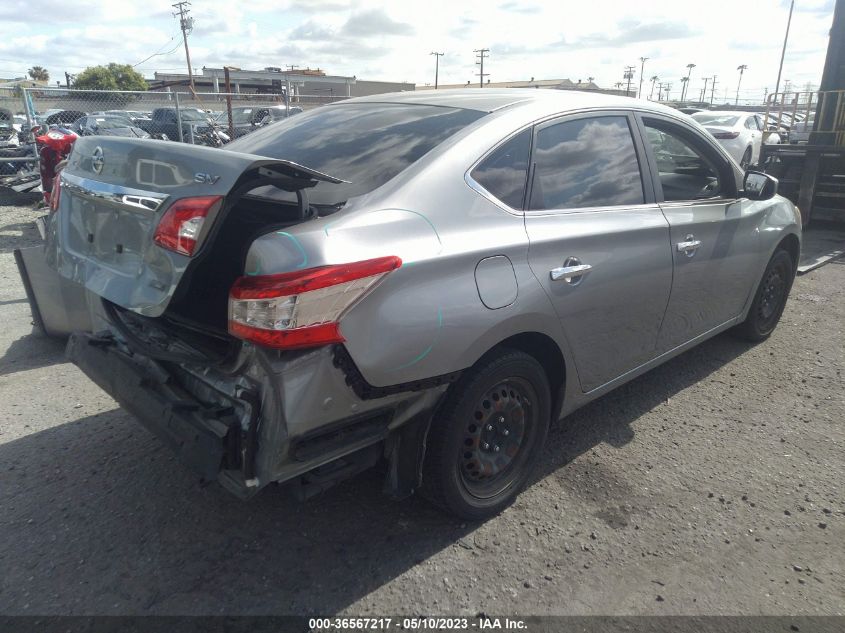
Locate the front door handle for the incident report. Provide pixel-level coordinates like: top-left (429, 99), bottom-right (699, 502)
top-left (550, 258), bottom-right (592, 284)
top-left (676, 235), bottom-right (702, 257)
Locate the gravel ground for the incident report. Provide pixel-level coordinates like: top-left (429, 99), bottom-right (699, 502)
top-left (0, 191), bottom-right (843, 616)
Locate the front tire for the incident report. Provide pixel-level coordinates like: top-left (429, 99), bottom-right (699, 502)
top-left (421, 350), bottom-right (551, 520)
top-left (734, 248), bottom-right (795, 341)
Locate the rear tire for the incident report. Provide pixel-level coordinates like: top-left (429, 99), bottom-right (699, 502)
top-left (733, 248), bottom-right (795, 341)
top-left (421, 350), bottom-right (551, 520)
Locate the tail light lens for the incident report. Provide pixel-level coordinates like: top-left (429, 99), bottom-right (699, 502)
top-left (712, 131), bottom-right (740, 139)
top-left (228, 255), bottom-right (402, 350)
top-left (48, 173), bottom-right (62, 212)
top-left (153, 196), bottom-right (222, 256)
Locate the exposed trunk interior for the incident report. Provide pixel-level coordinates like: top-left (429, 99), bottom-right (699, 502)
top-left (165, 188), bottom-right (306, 334)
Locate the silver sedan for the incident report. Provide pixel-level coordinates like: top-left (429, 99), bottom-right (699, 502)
top-left (25, 89), bottom-right (801, 519)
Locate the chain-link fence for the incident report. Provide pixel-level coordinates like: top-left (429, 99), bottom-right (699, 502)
top-left (23, 86), bottom-right (347, 144)
top-left (0, 86), bottom-right (348, 191)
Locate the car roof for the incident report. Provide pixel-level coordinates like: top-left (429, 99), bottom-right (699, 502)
top-left (338, 88), bottom-right (680, 115)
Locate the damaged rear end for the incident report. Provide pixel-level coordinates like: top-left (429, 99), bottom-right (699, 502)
top-left (50, 136), bottom-right (415, 497)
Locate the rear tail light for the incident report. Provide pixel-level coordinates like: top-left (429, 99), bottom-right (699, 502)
top-left (153, 196), bottom-right (222, 256)
top-left (48, 173), bottom-right (62, 212)
top-left (712, 131), bottom-right (740, 139)
top-left (228, 255), bottom-right (402, 350)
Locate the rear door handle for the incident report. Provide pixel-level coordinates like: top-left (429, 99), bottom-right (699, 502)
top-left (550, 261), bottom-right (592, 283)
top-left (676, 234), bottom-right (702, 257)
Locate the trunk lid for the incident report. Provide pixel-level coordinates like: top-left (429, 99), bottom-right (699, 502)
top-left (51, 136), bottom-right (340, 317)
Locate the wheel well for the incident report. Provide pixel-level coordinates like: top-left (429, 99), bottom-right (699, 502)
top-left (778, 233), bottom-right (800, 271)
top-left (485, 332), bottom-right (567, 419)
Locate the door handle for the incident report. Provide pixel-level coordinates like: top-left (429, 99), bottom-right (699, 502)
top-left (550, 258), bottom-right (592, 284)
top-left (676, 234), bottom-right (702, 257)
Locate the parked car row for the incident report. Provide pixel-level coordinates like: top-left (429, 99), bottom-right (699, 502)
top-left (13, 104), bottom-right (302, 148)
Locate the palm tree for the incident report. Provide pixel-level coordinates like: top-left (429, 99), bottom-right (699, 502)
top-left (680, 76), bottom-right (689, 101)
top-left (649, 75), bottom-right (659, 100)
top-left (28, 66), bottom-right (49, 81)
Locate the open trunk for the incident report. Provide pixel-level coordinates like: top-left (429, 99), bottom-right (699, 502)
top-left (49, 136), bottom-right (341, 336)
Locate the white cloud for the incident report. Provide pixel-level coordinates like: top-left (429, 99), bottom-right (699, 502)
top-left (4, 0), bottom-right (834, 99)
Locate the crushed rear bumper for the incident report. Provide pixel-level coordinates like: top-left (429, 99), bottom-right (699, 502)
top-left (66, 332), bottom-right (244, 484)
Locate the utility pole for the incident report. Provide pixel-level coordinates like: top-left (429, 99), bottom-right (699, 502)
top-left (649, 75), bottom-right (658, 100)
top-left (656, 82), bottom-right (664, 100)
top-left (430, 52), bottom-right (444, 89)
top-left (682, 63), bottom-right (696, 101)
top-left (172, 1), bottom-right (195, 90)
top-left (783, 79), bottom-right (792, 94)
top-left (701, 77), bottom-right (710, 103)
top-left (774, 0), bottom-right (794, 99)
top-left (474, 48), bottom-right (489, 87)
top-left (638, 57), bottom-right (648, 98)
top-left (735, 64), bottom-right (747, 105)
top-left (624, 65), bottom-right (635, 97)
top-left (710, 75), bottom-right (718, 105)
top-left (665, 82), bottom-right (672, 101)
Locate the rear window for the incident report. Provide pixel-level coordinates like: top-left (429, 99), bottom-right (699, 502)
top-left (227, 103), bottom-right (486, 206)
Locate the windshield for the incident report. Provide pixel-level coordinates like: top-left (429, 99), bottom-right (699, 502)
top-left (692, 113), bottom-right (740, 127)
top-left (227, 103), bottom-right (485, 205)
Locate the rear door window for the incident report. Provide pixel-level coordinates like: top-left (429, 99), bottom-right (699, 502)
top-left (470, 129), bottom-right (531, 209)
top-left (528, 116), bottom-right (644, 210)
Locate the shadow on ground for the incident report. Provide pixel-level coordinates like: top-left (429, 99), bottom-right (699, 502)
top-left (0, 333), bottom-right (751, 615)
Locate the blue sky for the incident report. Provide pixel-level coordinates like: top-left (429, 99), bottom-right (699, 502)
top-left (0, 0), bottom-right (835, 100)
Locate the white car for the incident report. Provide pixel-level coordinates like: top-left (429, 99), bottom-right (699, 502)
top-left (691, 111), bottom-right (770, 169)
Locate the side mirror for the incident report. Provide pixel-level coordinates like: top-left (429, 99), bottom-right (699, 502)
top-left (743, 171), bottom-right (778, 201)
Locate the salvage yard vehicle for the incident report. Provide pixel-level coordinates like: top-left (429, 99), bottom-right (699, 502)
top-left (72, 114), bottom-right (151, 139)
top-left (19, 90), bottom-right (801, 520)
top-left (691, 110), bottom-right (769, 168)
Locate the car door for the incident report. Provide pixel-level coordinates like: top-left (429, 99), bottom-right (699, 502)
top-left (636, 115), bottom-right (762, 352)
top-left (744, 114), bottom-right (762, 164)
top-left (523, 112), bottom-right (673, 392)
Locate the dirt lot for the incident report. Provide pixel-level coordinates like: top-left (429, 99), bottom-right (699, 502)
top-left (0, 192), bottom-right (842, 617)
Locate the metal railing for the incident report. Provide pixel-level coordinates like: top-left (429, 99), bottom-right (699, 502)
top-left (764, 90), bottom-right (845, 146)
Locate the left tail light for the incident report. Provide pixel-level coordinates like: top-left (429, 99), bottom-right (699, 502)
top-left (153, 196), bottom-right (222, 256)
top-left (228, 255), bottom-right (402, 350)
top-left (48, 173), bottom-right (62, 212)
top-left (713, 131), bottom-right (740, 139)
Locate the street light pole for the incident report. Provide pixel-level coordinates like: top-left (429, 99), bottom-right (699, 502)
top-left (735, 64), bottom-right (748, 105)
top-left (773, 0), bottom-right (795, 99)
top-left (430, 52), bottom-right (444, 89)
top-left (682, 63), bottom-right (696, 101)
top-left (638, 57), bottom-right (649, 98)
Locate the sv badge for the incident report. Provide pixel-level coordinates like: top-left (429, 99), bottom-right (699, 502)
top-left (194, 172), bottom-right (221, 184)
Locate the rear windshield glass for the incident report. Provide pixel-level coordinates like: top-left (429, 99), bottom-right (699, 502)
top-left (226, 103), bottom-right (486, 206)
top-left (692, 113), bottom-right (740, 127)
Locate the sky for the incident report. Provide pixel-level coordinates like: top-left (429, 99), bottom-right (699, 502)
top-left (0, 0), bottom-right (836, 102)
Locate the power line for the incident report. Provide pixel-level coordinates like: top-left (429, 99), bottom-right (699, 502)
top-left (474, 48), bottom-right (489, 88)
top-left (132, 35), bottom-right (182, 68)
